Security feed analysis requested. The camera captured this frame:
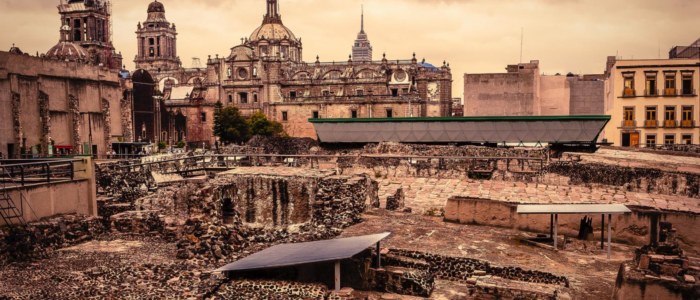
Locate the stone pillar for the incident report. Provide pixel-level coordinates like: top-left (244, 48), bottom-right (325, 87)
top-left (39, 92), bottom-right (51, 157)
top-left (69, 95), bottom-right (82, 155)
top-left (11, 92), bottom-right (22, 159)
top-left (102, 98), bottom-right (112, 157)
top-left (121, 90), bottom-right (134, 142)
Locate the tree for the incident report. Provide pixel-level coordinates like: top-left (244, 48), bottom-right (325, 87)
top-left (248, 111), bottom-right (285, 137)
top-left (214, 102), bottom-right (249, 144)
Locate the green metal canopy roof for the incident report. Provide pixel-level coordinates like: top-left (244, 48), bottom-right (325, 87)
top-left (310, 115), bottom-right (610, 144)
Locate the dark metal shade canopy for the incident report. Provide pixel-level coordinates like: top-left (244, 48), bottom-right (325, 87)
top-left (310, 115), bottom-right (610, 144)
top-left (215, 232), bottom-right (391, 273)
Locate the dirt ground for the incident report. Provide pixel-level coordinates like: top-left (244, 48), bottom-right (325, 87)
top-left (341, 210), bottom-right (632, 299)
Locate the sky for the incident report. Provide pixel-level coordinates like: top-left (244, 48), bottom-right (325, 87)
top-left (1, 0), bottom-right (699, 99)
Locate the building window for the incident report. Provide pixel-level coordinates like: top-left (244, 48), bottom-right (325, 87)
top-left (322, 90), bottom-right (331, 97)
top-left (149, 38), bottom-right (155, 46)
top-left (386, 108), bottom-right (393, 118)
top-left (356, 90), bottom-right (364, 96)
top-left (351, 110), bottom-right (358, 118)
top-left (682, 106), bottom-right (694, 128)
top-left (312, 111), bottom-right (319, 119)
top-left (201, 112), bottom-right (207, 123)
top-left (391, 89), bottom-right (399, 97)
top-left (149, 48), bottom-right (155, 57)
top-left (290, 91), bottom-right (297, 99)
top-left (228, 94), bottom-right (233, 103)
top-left (253, 93), bottom-right (258, 103)
top-left (623, 73), bottom-right (635, 97)
top-left (645, 106), bottom-right (657, 127)
top-left (665, 106), bottom-right (677, 127)
top-left (282, 111), bottom-right (288, 122)
top-left (623, 107), bottom-right (635, 127)
top-left (665, 134), bottom-right (675, 145)
top-left (238, 68), bottom-right (248, 80)
top-left (646, 134), bottom-right (656, 148)
top-left (664, 73), bottom-right (676, 96)
top-left (681, 72), bottom-right (694, 95)
top-left (682, 134), bottom-right (693, 145)
top-left (645, 72), bottom-right (657, 96)
top-left (239, 92), bottom-right (248, 104)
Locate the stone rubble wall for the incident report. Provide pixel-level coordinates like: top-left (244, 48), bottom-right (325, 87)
top-left (0, 215), bottom-right (105, 264)
top-left (386, 249), bottom-right (570, 287)
top-left (546, 162), bottom-right (700, 199)
top-left (96, 162), bottom-right (157, 203)
top-left (213, 280), bottom-right (327, 300)
top-left (367, 266), bottom-right (435, 297)
top-left (174, 172), bottom-right (376, 262)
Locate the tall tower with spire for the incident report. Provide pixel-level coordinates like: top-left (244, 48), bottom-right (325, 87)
top-left (134, 1), bottom-right (181, 72)
top-left (352, 6), bottom-right (373, 62)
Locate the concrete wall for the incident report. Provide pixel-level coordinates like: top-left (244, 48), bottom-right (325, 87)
top-left (1, 158), bottom-right (97, 225)
top-left (540, 76), bottom-right (570, 116)
top-left (0, 51), bottom-right (127, 158)
top-left (444, 197), bottom-right (700, 254)
top-left (464, 61), bottom-right (605, 117)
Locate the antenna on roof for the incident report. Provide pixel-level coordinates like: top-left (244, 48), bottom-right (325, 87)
top-left (191, 57), bottom-right (202, 68)
top-left (519, 27), bottom-right (524, 64)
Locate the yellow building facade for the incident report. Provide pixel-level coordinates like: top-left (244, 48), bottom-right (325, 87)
top-left (604, 58), bottom-right (700, 147)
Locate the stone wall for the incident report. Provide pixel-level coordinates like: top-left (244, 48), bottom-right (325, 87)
top-left (213, 280), bottom-right (327, 299)
top-left (386, 249), bottom-right (569, 287)
top-left (0, 215), bottom-right (104, 265)
top-left (546, 162), bottom-right (700, 199)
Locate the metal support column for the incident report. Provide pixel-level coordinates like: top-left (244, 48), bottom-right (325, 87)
top-left (553, 214), bottom-right (558, 250)
top-left (334, 261), bottom-right (341, 292)
top-left (550, 214), bottom-right (554, 238)
top-left (608, 214), bottom-right (612, 259)
top-left (601, 214), bottom-right (605, 249)
top-left (376, 242), bottom-right (381, 268)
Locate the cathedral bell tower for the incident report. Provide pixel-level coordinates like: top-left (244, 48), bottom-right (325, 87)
top-left (134, 0), bottom-right (181, 73)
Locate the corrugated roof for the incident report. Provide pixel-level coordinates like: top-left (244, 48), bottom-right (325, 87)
top-left (215, 233), bottom-right (390, 272)
top-left (311, 116), bottom-right (610, 144)
top-left (516, 204), bottom-right (631, 215)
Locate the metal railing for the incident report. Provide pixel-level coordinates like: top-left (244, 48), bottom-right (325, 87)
top-left (0, 159), bottom-right (84, 188)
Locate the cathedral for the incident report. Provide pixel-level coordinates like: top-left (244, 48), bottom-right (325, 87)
top-left (133, 0), bottom-right (453, 146)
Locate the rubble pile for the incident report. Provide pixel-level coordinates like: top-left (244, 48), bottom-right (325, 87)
top-left (386, 249), bottom-right (570, 287)
top-left (632, 226), bottom-right (697, 285)
top-left (361, 142), bottom-right (547, 158)
top-left (213, 280), bottom-right (327, 299)
top-left (547, 162), bottom-right (700, 198)
top-left (109, 210), bottom-right (165, 235)
top-left (96, 162), bottom-right (156, 202)
top-left (0, 215), bottom-right (104, 263)
top-left (385, 188), bottom-right (405, 211)
top-left (368, 266), bottom-right (435, 297)
top-left (247, 135), bottom-right (320, 155)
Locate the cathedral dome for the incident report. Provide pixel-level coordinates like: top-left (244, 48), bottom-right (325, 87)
top-left (249, 23), bottom-right (297, 42)
top-left (147, 1), bottom-right (165, 13)
top-left (46, 42), bottom-right (88, 61)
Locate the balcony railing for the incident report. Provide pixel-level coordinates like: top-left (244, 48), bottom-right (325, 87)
top-left (644, 89), bottom-right (659, 97)
top-left (681, 120), bottom-right (695, 128)
top-left (681, 89), bottom-right (697, 96)
top-left (663, 88), bottom-right (677, 96)
top-left (621, 120), bottom-right (636, 128)
top-left (622, 88), bottom-right (636, 98)
top-left (645, 120), bottom-right (658, 128)
top-left (664, 120), bottom-right (677, 128)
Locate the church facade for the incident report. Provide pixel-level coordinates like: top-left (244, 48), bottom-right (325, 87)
top-left (135, 0), bottom-right (453, 146)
